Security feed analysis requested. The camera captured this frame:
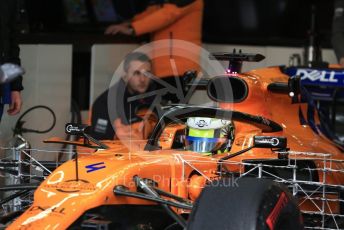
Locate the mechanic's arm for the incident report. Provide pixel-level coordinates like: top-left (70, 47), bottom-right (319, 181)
top-left (105, 4), bottom-right (185, 36)
top-left (332, 0), bottom-right (344, 67)
top-left (113, 118), bottom-right (142, 140)
top-left (105, 4), bottom-right (157, 35)
top-left (132, 5), bottom-right (157, 22)
top-left (114, 109), bottom-right (157, 140)
top-left (131, 4), bottom-right (185, 36)
top-left (114, 119), bottom-right (147, 140)
top-left (8, 0), bottom-right (23, 115)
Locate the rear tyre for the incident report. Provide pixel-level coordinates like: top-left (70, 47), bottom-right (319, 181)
top-left (187, 178), bottom-right (303, 230)
top-left (326, 217), bottom-right (344, 229)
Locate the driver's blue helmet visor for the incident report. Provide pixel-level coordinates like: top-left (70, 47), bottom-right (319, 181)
top-left (185, 136), bottom-right (226, 153)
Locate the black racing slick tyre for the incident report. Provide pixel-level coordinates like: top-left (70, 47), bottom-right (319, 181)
top-left (187, 178), bottom-right (303, 230)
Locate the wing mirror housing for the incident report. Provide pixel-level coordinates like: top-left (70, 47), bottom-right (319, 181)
top-left (253, 136), bottom-right (287, 149)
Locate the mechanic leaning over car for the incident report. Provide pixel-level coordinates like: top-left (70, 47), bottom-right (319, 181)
top-left (0, 0), bottom-right (23, 122)
top-left (332, 0), bottom-right (344, 67)
top-left (90, 52), bottom-right (159, 140)
top-left (105, 0), bottom-right (203, 104)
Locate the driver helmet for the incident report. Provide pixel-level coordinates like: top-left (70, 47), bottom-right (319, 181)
top-left (185, 117), bottom-right (235, 155)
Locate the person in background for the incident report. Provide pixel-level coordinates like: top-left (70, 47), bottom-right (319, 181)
top-left (0, 0), bottom-right (23, 121)
top-left (105, 0), bottom-right (203, 104)
top-left (332, 0), bottom-right (344, 67)
top-left (90, 52), bottom-right (158, 140)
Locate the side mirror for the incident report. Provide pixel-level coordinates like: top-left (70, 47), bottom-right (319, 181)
top-left (220, 135), bottom-right (287, 162)
top-left (253, 136), bottom-right (287, 149)
top-left (65, 123), bottom-right (108, 149)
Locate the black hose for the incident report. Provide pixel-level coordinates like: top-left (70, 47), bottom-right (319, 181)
top-left (13, 105), bottom-right (56, 135)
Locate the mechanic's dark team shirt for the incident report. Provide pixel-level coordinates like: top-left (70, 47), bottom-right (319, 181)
top-left (0, 0), bottom-right (24, 119)
top-left (90, 79), bottom-right (157, 140)
top-left (332, 0), bottom-right (344, 61)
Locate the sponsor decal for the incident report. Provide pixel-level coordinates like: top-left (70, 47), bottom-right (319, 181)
top-left (266, 192), bottom-right (289, 230)
top-left (254, 136), bottom-right (287, 149)
top-left (221, 120), bottom-right (228, 125)
top-left (44, 179), bottom-right (96, 193)
top-left (296, 69), bottom-right (340, 83)
top-left (95, 118), bottom-right (108, 134)
top-left (65, 124), bottom-right (79, 133)
top-left (28, 206), bottom-right (66, 215)
top-left (85, 162), bottom-right (106, 173)
top-left (65, 123), bottom-right (88, 135)
top-left (261, 117), bottom-right (271, 126)
top-left (256, 137), bottom-right (280, 146)
top-left (47, 171), bottom-right (64, 185)
top-left (195, 119), bottom-right (207, 128)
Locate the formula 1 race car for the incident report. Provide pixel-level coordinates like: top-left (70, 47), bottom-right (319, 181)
top-left (3, 53), bottom-right (344, 230)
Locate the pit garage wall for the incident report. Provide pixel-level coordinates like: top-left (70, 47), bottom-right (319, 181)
top-left (0, 44), bottom-right (337, 162)
top-left (90, 44), bottom-right (338, 109)
top-left (0, 45), bottom-right (72, 161)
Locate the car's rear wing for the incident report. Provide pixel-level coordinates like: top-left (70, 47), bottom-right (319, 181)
top-left (284, 67), bottom-right (344, 101)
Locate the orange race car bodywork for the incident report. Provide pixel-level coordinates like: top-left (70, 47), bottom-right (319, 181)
top-left (7, 61), bottom-right (344, 229)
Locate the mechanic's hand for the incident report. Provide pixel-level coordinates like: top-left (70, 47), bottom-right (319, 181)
top-left (105, 23), bottom-right (133, 35)
top-left (135, 108), bottom-right (158, 139)
top-left (136, 108), bottom-right (158, 123)
top-left (340, 57), bottom-right (344, 67)
top-left (7, 90), bottom-right (22, 115)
